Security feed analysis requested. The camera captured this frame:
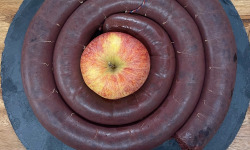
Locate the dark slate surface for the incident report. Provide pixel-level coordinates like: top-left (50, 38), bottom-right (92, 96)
top-left (1, 0), bottom-right (250, 149)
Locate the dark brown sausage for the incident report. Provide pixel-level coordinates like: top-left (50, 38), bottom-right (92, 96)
top-left (53, 13), bottom-right (175, 125)
top-left (21, 0), bottom-right (205, 149)
top-left (175, 0), bottom-right (237, 149)
top-left (21, 0), bottom-right (83, 111)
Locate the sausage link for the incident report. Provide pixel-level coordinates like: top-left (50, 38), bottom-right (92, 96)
top-left (21, 0), bottom-right (83, 112)
top-left (54, 13), bottom-right (175, 125)
top-left (175, 0), bottom-right (237, 149)
top-left (22, 0), bottom-right (205, 149)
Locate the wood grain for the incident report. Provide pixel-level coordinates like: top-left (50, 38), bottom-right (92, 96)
top-left (0, 1), bottom-right (25, 149)
top-left (0, 0), bottom-right (249, 150)
top-left (243, 20), bottom-right (250, 42)
top-left (231, 0), bottom-right (250, 20)
top-left (229, 108), bottom-right (250, 150)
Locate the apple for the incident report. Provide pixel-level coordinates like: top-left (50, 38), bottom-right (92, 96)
top-left (80, 32), bottom-right (150, 100)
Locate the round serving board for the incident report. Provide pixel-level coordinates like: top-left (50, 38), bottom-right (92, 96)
top-left (2, 0), bottom-right (250, 149)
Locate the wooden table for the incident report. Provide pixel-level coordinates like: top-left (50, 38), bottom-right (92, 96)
top-left (0, 0), bottom-right (249, 149)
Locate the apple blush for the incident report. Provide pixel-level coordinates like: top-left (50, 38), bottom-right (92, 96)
top-left (80, 32), bottom-right (150, 100)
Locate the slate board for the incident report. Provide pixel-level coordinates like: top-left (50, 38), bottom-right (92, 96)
top-left (2, 0), bottom-right (250, 149)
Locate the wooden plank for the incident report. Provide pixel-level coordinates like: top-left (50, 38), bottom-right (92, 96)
top-left (243, 20), bottom-right (250, 42)
top-left (0, 0), bottom-right (249, 150)
top-left (229, 108), bottom-right (250, 150)
top-left (0, 1), bottom-right (25, 149)
top-left (231, 0), bottom-right (250, 19)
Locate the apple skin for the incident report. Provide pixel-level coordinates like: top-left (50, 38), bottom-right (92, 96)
top-left (80, 32), bottom-right (150, 100)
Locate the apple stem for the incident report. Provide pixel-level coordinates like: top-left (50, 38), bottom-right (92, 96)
top-left (108, 62), bottom-right (116, 70)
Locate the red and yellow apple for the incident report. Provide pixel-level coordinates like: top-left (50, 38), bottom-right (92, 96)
top-left (80, 32), bottom-right (150, 100)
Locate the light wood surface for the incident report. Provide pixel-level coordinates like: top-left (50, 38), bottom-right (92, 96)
top-left (0, 1), bottom-right (26, 149)
top-left (0, 0), bottom-right (249, 150)
top-left (231, 0), bottom-right (250, 20)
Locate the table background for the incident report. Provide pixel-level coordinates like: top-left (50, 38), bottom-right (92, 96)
top-left (0, 0), bottom-right (249, 149)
